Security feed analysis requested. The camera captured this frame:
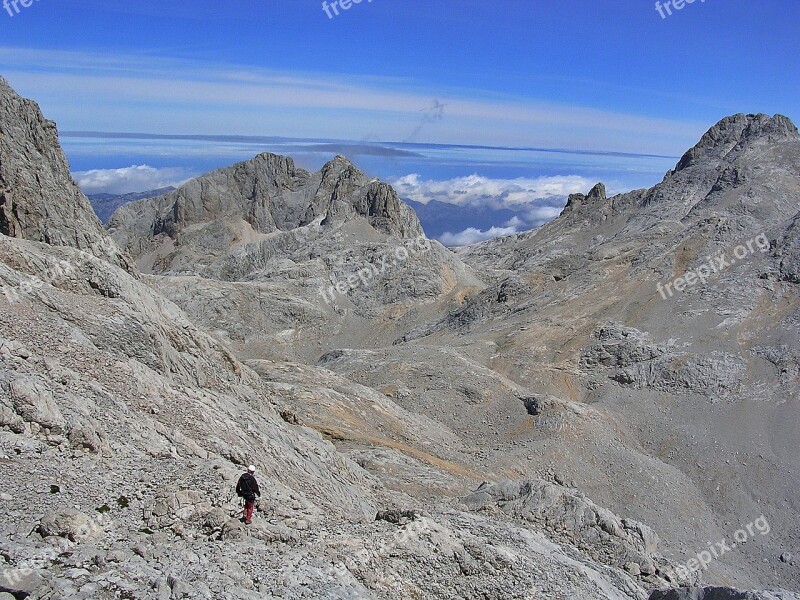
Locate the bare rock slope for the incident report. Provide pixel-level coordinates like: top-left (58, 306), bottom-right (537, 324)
top-left (0, 78), bottom-right (734, 599)
top-left (105, 102), bottom-right (800, 597)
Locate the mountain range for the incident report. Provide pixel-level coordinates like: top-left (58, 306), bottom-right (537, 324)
top-left (1, 75), bottom-right (798, 600)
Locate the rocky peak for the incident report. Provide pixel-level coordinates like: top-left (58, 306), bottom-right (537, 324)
top-left (0, 77), bottom-right (128, 267)
top-left (586, 182), bottom-right (607, 201)
top-left (563, 182), bottom-right (607, 213)
top-left (674, 113), bottom-right (799, 173)
top-left (248, 152), bottom-right (304, 184)
top-left (317, 155), bottom-right (369, 193)
top-left (322, 154), bottom-right (361, 175)
top-left (109, 148), bottom-right (424, 273)
top-left (309, 154), bottom-right (370, 215)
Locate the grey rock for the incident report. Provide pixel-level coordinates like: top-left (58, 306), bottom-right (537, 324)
top-left (463, 479), bottom-right (682, 584)
top-left (0, 569), bottom-right (44, 595)
top-left (648, 587), bottom-right (800, 600)
top-left (38, 509), bottom-right (106, 542)
top-left (0, 76), bottom-right (130, 269)
top-left (8, 375), bottom-right (67, 433)
top-left (581, 322), bottom-right (745, 395)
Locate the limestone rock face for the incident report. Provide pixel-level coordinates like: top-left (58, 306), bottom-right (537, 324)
top-left (0, 77), bottom-right (128, 268)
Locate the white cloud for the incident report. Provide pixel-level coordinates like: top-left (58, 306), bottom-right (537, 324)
top-left (504, 215), bottom-right (526, 228)
top-left (389, 173), bottom-right (593, 209)
top-left (72, 164), bottom-right (194, 195)
top-left (439, 225), bottom-right (519, 247)
top-left (522, 205), bottom-right (565, 226)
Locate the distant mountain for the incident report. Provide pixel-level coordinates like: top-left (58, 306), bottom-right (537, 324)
top-left (88, 187), bottom-right (176, 223)
top-left (107, 153), bottom-right (426, 275)
top-left (106, 152), bottom-right (480, 360)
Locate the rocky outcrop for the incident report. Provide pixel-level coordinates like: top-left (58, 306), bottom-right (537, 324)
top-left (464, 479), bottom-right (687, 587)
top-left (673, 114), bottom-right (799, 174)
top-left (562, 181), bottom-right (608, 214)
top-left (581, 323), bottom-right (745, 396)
top-left (0, 77), bottom-right (128, 268)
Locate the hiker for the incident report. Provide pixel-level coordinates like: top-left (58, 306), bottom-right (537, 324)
top-left (236, 465), bottom-right (261, 524)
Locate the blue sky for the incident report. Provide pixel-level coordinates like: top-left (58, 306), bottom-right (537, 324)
top-left (1, 0), bottom-right (798, 243)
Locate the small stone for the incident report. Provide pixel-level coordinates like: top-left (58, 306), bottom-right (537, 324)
top-left (780, 552), bottom-right (793, 563)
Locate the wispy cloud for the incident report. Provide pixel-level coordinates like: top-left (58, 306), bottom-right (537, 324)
top-left (72, 164), bottom-right (194, 195)
top-left (1, 47), bottom-right (706, 154)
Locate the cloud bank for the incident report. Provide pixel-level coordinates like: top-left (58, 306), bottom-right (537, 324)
top-left (389, 173), bottom-right (592, 208)
top-left (72, 165), bottom-right (194, 195)
top-left (391, 173), bottom-right (596, 246)
top-left (439, 225), bottom-right (520, 246)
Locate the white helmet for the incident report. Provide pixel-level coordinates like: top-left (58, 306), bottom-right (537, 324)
top-left (248, 465), bottom-right (256, 473)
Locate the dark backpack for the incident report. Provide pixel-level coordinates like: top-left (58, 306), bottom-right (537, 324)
top-left (236, 473), bottom-right (257, 500)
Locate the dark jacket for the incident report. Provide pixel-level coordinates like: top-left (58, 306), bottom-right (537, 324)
top-left (236, 472), bottom-right (261, 502)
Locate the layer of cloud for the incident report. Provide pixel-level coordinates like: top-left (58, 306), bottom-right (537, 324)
top-left (439, 225), bottom-right (520, 247)
top-left (522, 204), bottom-right (564, 225)
top-left (392, 173), bottom-right (601, 246)
top-left (389, 173), bottom-right (593, 209)
top-left (72, 165), bottom-right (194, 195)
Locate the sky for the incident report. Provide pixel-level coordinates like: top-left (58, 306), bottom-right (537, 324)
top-left (1, 0), bottom-right (798, 244)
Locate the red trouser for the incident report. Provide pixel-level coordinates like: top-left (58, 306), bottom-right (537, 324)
top-left (244, 499), bottom-right (255, 523)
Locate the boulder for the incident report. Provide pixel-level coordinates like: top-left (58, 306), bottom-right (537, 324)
top-left (38, 509), bottom-right (106, 543)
